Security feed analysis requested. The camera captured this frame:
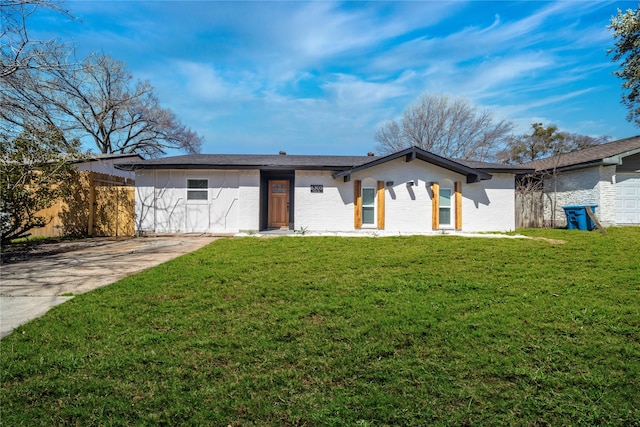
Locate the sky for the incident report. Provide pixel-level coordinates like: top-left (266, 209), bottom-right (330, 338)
top-left (30, 0), bottom-right (640, 156)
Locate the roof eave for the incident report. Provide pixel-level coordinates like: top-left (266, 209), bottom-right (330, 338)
top-left (482, 167), bottom-right (535, 175)
top-left (537, 160), bottom-right (605, 174)
top-left (603, 146), bottom-right (640, 165)
top-left (115, 163), bottom-right (357, 172)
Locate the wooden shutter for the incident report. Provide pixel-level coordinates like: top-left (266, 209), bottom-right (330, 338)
top-left (431, 182), bottom-right (439, 230)
top-left (354, 180), bottom-right (362, 228)
top-left (455, 181), bottom-right (462, 231)
top-left (377, 181), bottom-right (385, 229)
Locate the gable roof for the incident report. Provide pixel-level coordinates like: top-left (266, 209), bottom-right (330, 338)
top-left (522, 135), bottom-right (640, 172)
top-left (332, 146), bottom-right (494, 183)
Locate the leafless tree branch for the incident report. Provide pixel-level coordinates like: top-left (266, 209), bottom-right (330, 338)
top-left (375, 93), bottom-right (513, 161)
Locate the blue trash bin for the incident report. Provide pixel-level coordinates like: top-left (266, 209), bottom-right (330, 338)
top-left (563, 205), bottom-right (598, 230)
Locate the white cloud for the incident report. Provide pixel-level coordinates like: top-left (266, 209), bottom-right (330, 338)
top-left (322, 74), bottom-right (408, 107)
top-left (31, 0), bottom-right (638, 155)
top-left (174, 61), bottom-right (259, 103)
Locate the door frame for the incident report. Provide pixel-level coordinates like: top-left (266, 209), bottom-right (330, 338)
top-left (267, 179), bottom-right (290, 229)
top-left (260, 171), bottom-right (294, 230)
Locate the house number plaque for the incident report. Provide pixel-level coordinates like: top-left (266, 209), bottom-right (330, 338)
top-left (310, 185), bottom-right (323, 193)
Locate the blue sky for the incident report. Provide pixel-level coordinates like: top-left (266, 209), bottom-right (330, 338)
top-left (31, 1), bottom-right (639, 156)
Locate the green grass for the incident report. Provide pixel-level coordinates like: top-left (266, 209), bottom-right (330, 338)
top-left (2, 228), bottom-right (639, 426)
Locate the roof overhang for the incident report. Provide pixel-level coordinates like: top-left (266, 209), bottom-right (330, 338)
top-left (603, 146), bottom-right (640, 165)
top-left (115, 163), bottom-right (359, 172)
top-left (332, 146), bottom-right (492, 184)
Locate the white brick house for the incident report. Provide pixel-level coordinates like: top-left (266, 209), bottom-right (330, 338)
top-left (523, 136), bottom-right (640, 227)
top-left (116, 147), bottom-right (531, 235)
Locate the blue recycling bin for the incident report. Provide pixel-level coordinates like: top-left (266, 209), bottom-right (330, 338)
top-left (563, 205), bottom-right (598, 230)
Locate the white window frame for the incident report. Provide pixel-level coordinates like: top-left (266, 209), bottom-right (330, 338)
top-left (439, 187), bottom-right (453, 228)
top-left (361, 186), bottom-right (377, 228)
top-left (186, 178), bottom-right (209, 203)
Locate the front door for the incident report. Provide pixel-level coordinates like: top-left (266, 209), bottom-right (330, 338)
top-left (268, 180), bottom-right (289, 229)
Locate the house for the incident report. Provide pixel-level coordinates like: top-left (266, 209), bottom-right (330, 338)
top-left (522, 135), bottom-right (640, 227)
top-left (116, 146), bottom-right (532, 235)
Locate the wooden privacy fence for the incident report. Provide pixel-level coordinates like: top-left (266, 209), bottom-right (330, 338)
top-left (31, 171), bottom-right (135, 238)
top-left (515, 191), bottom-right (544, 229)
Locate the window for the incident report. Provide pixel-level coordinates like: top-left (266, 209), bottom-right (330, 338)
top-left (271, 182), bottom-right (287, 194)
top-left (439, 188), bottom-right (452, 226)
top-left (362, 187), bottom-right (376, 225)
top-left (187, 179), bottom-right (208, 201)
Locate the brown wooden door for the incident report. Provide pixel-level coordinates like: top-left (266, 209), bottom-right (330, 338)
top-left (268, 180), bottom-right (289, 229)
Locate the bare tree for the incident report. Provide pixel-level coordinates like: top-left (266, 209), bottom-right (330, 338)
top-left (1, 0), bottom-right (78, 143)
top-left (1, 0), bottom-right (73, 78)
top-left (3, 53), bottom-right (203, 157)
top-left (375, 93), bottom-right (513, 161)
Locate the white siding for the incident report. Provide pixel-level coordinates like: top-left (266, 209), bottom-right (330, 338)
top-left (295, 158), bottom-right (516, 233)
top-left (134, 169), bottom-right (259, 234)
top-left (238, 171), bottom-right (260, 231)
top-left (136, 160), bottom-right (517, 234)
top-left (463, 173), bottom-right (516, 232)
top-left (295, 171), bottom-right (353, 231)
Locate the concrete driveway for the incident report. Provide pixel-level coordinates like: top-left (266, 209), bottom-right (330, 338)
top-left (0, 236), bottom-right (218, 338)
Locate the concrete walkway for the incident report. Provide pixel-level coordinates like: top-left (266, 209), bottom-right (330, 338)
top-left (0, 236), bottom-right (218, 338)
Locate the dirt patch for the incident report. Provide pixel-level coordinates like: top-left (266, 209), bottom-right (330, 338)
top-left (528, 237), bottom-right (566, 244)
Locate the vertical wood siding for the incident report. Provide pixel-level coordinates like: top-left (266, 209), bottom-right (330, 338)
top-left (354, 180), bottom-right (362, 228)
top-left (455, 181), bottom-right (462, 230)
top-left (431, 182), bottom-right (440, 230)
top-left (377, 180), bottom-right (385, 229)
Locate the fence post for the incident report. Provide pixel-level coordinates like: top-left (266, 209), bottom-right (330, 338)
top-left (88, 173), bottom-right (96, 236)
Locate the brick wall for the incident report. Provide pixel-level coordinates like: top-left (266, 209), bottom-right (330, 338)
top-left (542, 166), bottom-right (615, 227)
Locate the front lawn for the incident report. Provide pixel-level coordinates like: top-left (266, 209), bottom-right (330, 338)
top-left (2, 229), bottom-right (639, 425)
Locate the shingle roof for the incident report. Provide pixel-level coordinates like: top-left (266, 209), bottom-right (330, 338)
top-left (70, 153), bottom-right (143, 164)
top-left (456, 159), bottom-right (534, 173)
top-left (115, 153), bottom-right (374, 171)
top-left (522, 135), bottom-right (640, 172)
top-left (114, 148), bottom-right (530, 181)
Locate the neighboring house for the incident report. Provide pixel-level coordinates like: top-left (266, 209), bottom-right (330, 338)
top-left (116, 146), bottom-right (532, 235)
top-left (522, 136), bottom-right (640, 227)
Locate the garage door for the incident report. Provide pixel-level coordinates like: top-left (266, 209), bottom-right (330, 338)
top-left (616, 173), bottom-right (640, 224)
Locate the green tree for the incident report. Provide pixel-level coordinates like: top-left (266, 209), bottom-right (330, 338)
top-left (1, 126), bottom-right (80, 243)
top-left (497, 123), bottom-right (609, 164)
top-left (609, 6), bottom-right (640, 126)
